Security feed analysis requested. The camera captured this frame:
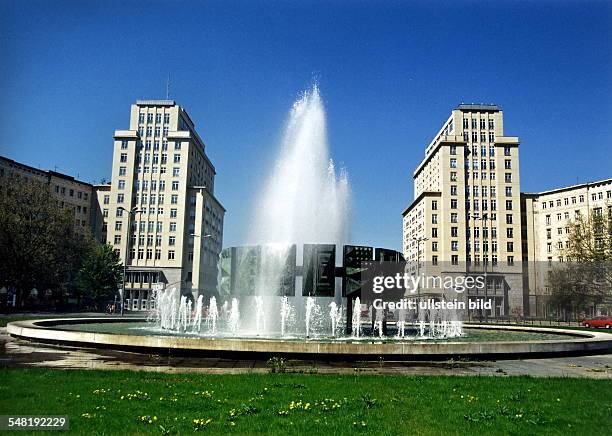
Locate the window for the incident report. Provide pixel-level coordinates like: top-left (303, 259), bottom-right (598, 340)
top-left (546, 214), bottom-right (551, 225)
top-left (505, 200), bottom-right (512, 210)
top-left (118, 180), bottom-right (125, 190)
top-left (164, 114), bottom-right (170, 123)
top-left (432, 228), bottom-right (438, 238)
top-left (432, 200), bottom-right (438, 210)
top-left (451, 255), bottom-right (459, 265)
top-left (504, 159), bottom-right (511, 169)
top-left (451, 213), bottom-right (458, 223)
top-left (120, 153), bottom-right (127, 163)
top-left (507, 256), bottom-right (514, 266)
top-left (171, 194), bottom-right (178, 204)
top-left (506, 214), bottom-right (513, 224)
top-left (451, 227), bottom-right (458, 237)
top-left (450, 172), bottom-right (457, 181)
top-left (507, 228), bottom-right (514, 238)
top-left (432, 214), bottom-right (438, 224)
top-left (505, 187), bottom-right (512, 197)
top-left (113, 235), bottom-right (121, 245)
top-left (450, 185), bottom-right (457, 195)
top-left (432, 255), bottom-right (438, 265)
top-left (117, 194), bottom-right (124, 204)
top-left (451, 241), bottom-right (458, 251)
top-left (432, 241), bottom-right (438, 252)
top-left (505, 173), bottom-right (512, 183)
top-left (175, 141), bottom-right (182, 150)
top-left (170, 208), bottom-right (177, 218)
top-left (174, 154), bottom-right (181, 163)
top-left (154, 127), bottom-right (160, 137)
top-left (450, 199), bottom-right (458, 209)
top-left (173, 167), bottom-right (180, 177)
top-left (172, 181), bottom-right (179, 190)
top-left (169, 236), bottom-right (176, 246)
top-left (170, 222), bottom-right (177, 232)
top-left (450, 158), bottom-right (457, 168)
top-left (121, 140), bottom-right (128, 149)
top-left (103, 195), bottom-right (110, 205)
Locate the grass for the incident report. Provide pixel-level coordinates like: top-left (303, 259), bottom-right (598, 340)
top-left (0, 368), bottom-right (611, 435)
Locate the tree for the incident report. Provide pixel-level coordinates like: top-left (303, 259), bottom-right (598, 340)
top-left (548, 208), bottom-right (612, 318)
top-left (75, 241), bottom-right (123, 309)
top-left (0, 175), bottom-right (89, 307)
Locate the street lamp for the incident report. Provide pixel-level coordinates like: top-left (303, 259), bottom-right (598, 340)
top-left (117, 206), bottom-right (141, 316)
top-left (412, 236), bottom-right (428, 304)
top-left (474, 214), bottom-right (489, 322)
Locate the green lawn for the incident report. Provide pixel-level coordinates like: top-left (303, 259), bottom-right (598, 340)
top-left (0, 369), bottom-right (610, 435)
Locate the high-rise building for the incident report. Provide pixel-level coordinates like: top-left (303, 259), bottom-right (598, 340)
top-left (402, 104), bottom-right (524, 317)
top-left (0, 156), bottom-right (94, 232)
top-left (103, 100), bottom-right (225, 311)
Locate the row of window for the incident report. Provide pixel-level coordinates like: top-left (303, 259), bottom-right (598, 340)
top-left (430, 226), bottom-right (513, 240)
top-left (449, 158), bottom-right (513, 170)
top-left (119, 152), bottom-right (182, 165)
top-left (114, 233), bottom-right (186, 247)
top-left (462, 131), bottom-right (496, 143)
top-left (541, 190), bottom-right (612, 209)
top-left (433, 255), bottom-right (515, 266)
top-left (545, 210), bottom-right (583, 224)
top-left (138, 113), bottom-right (171, 124)
top-left (463, 118), bottom-right (495, 130)
top-left (129, 248), bottom-right (175, 261)
top-left (54, 185), bottom-right (89, 200)
top-left (137, 126), bottom-right (170, 137)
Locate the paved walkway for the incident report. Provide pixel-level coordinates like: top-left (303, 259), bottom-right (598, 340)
top-left (1, 328), bottom-right (611, 378)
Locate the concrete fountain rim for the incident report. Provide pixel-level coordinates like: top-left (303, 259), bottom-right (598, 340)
top-left (6, 317), bottom-right (612, 360)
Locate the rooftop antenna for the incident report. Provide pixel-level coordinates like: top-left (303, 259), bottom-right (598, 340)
top-left (166, 73), bottom-right (170, 99)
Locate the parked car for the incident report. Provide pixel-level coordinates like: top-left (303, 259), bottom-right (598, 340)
top-left (582, 316), bottom-right (612, 329)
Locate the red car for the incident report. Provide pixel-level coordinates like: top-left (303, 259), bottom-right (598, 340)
top-left (582, 316), bottom-right (612, 329)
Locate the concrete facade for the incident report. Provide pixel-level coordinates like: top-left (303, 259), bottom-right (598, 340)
top-left (521, 179), bottom-right (612, 317)
top-left (403, 104), bottom-right (523, 318)
top-left (102, 100), bottom-right (225, 310)
top-left (0, 156), bottom-right (95, 233)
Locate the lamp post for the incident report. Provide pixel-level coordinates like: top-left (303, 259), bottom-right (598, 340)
top-left (118, 206), bottom-right (141, 316)
top-left (412, 236), bottom-right (428, 307)
top-left (475, 214), bottom-right (489, 322)
top-left (190, 233), bottom-right (213, 298)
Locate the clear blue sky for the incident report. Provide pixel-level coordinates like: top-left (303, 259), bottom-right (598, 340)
top-left (1, 0), bottom-right (611, 251)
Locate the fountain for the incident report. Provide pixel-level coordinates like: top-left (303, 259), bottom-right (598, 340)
top-left (329, 301), bottom-right (342, 337)
top-left (145, 85), bottom-right (465, 342)
top-left (280, 296), bottom-right (291, 337)
top-left (351, 297), bottom-right (362, 338)
top-left (9, 85), bottom-right (609, 361)
top-left (207, 297), bottom-right (218, 335)
top-left (228, 298), bottom-right (240, 335)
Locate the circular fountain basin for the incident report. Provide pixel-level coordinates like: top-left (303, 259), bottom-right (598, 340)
top-left (7, 318), bottom-right (612, 361)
